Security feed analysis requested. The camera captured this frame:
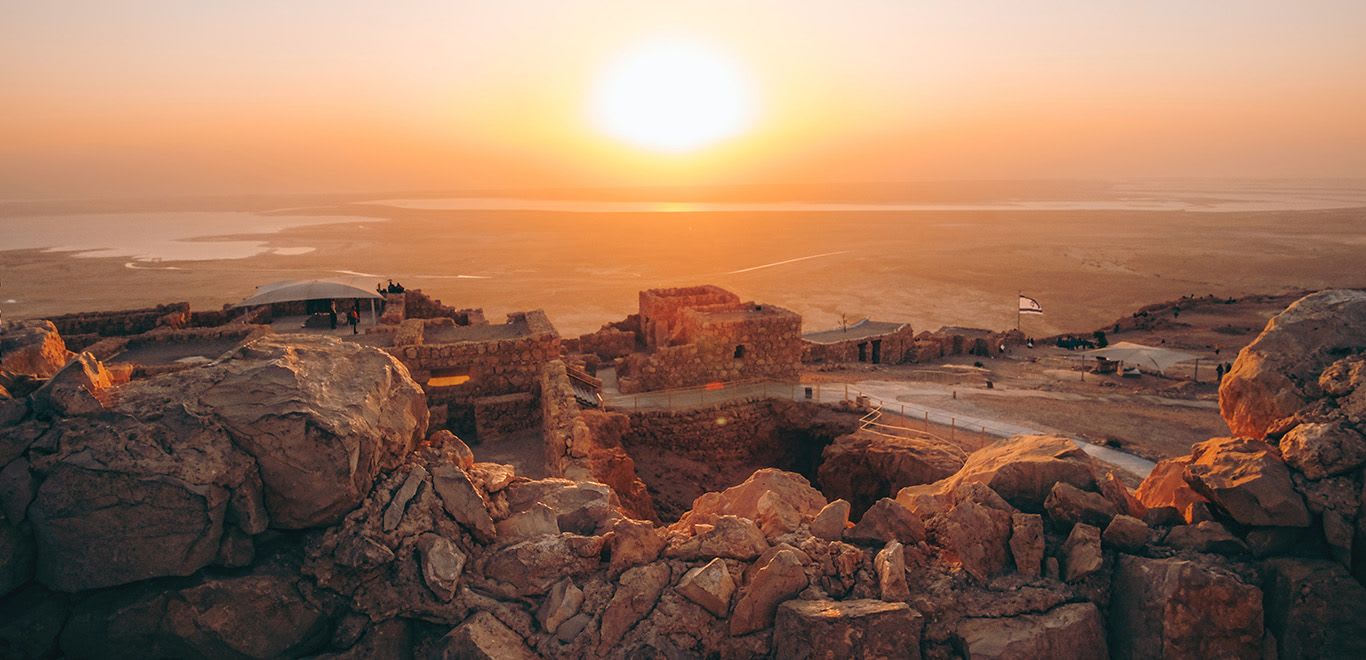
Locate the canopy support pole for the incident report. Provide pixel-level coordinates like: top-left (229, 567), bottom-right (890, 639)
top-left (369, 298), bottom-right (376, 327)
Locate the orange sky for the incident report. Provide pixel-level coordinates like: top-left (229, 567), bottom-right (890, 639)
top-left (3, 1), bottom-right (1366, 196)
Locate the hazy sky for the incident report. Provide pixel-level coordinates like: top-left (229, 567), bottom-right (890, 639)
top-left (3, 1), bottom-right (1366, 196)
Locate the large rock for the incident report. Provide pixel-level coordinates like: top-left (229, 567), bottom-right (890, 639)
top-left (1044, 481), bottom-right (1117, 530)
top-left (875, 541), bottom-right (911, 601)
top-left (810, 499), bottom-right (851, 541)
top-left (928, 498), bottom-right (1012, 582)
top-left (847, 497), bottom-right (924, 546)
top-left (24, 335), bottom-right (428, 592)
top-left (1134, 455), bottom-right (1210, 524)
top-left (818, 430), bottom-right (965, 514)
top-left (1321, 354), bottom-right (1366, 420)
top-left (729, 548), bottom-right (808, 635)
top-left (438, 610), bottom-right (537, 660)
top-left (1061, 523), bottom-right (1102, 582)
top-left (774, 599), bottom-right (923, 660)
top-left (1183, 437), bottom-right (1310, 527)
top-left (676, 468), bottom-right (826, 529)
top-left (1109, 555), bottom-right (1263, 660)
top-left (598, 562), bottom-right (670, 651)
top-left (1279, 421), bottom-right (1366, 479)
top-left (31, 352), bottom-right (112, 417)
top-left (1162, 521), bottom-right (1247, 555)
top-left (1220, 289), bottom-right (1366, 437)
top-left (957, 602), bottom-right (1106, 660)
top-left (1261, 558), bottom-right (1366, 659)
top-left (0, 512), bottom-right (33, 597)
top-left (504, 479), bottom-right (618, 536)
top-left (667, 515), bottom-right (770, 561)
top-left (482, 534), bottom-right (604, 597)
top-left (901, 435), bottom-right (1097, 512)
top-left (1009, 513), bottom-right (1044, 577)
top-left (196, 335), bottom-right (428, 528)
top-left (0, 319), bottom-right (71, 378)
top-left (59, 565), bottom-right (336, 659)
top-left (676, 557), bottom-right (736, 617)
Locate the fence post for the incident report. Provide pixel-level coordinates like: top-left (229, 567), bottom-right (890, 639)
top-left (924, 411), bottom-right (929, 431)
top-left (951, 417), bottom-right (956, 440)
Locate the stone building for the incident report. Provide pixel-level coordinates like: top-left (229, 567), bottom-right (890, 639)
top-left (386, 311), bottom-right (560, 441)
top-left (616, 286), bottom-right (803, 393)
top-left (801, 319), bottom-right (916, 365)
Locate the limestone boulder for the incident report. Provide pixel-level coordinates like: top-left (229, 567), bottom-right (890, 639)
top-left (504, 479), bottom-right (619, 536)
top-left (676, 468), bottom-right (826, 529)
top-left (1061, 523), bottom-right (1102, 582)
top-left (26, 413), bottom-right (254, 592)
top-left (847, 497), bottom-right (924, 546)
top-left (196, 335), bottom-right (428, 528)
top-left (438, 610), bottom-right (537, 660)
top-left (667, 515), bottom-right (769, 561)
top-left (927, 499), bottom-right (1012, 582)
top-left (539, 579), bottom-right (584, 635)
top-left (30, 352), bottom-right (112, 417)
top-left (1162, 521), bottom-right (1247, 555)
top-left (1219, 289), bottom-right (1366, 437)
top-left (607, 517), bottom-right (664, 575)
top-left (1102, 514), bottom-right (1151, 551)
top-left (818, 430), bottom-right (966, 514)
top-left (0, 319), bottom-right (71, 378)
top-left (957, 602), bottom-right (1106, 660)
top-left (1044, 481), bottom-right (1117, 530)
top-left (676, 557), bottom-right (736, 617)
top-left (1009, 513), bottom-right (1045, 577)
top-left (729, 548), bottom-right (808, 635)
top-left (1320, 354), bottom-right (1366, 420)
top-left (875, 540), bottom-right (911, 601)
top-left (59, 565), bottom-right (337, 659)
top-left (774, 599), bottom-right (923, 660)
top-left (482, 534), bottom-right (604, 597)
top-left (1134, 455), bottom-right (1210, 525)
top-left (906, 435), bottom-right (1097, 512)
top-left (1261, 558), bottom-right (1366, 659)
top-left (1279, 421), bottom-right (1366, 479)
top-left (432, 464), bottom-right (497, 543)
top-left (1183, 437), bottom-right (1310, 527)
top-left (1109, 555), bottom-right (1263, 660)
top-left (597, 561), bottom-right (671, 651)
top-left (810, 499), bottom-right (850, 541)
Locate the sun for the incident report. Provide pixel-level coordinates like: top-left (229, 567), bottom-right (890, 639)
top-left (590, 38), bottom-right (756, 153)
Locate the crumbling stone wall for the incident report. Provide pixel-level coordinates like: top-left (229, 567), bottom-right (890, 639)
top-left (622, 399), bottom-right (857, 467)
top-left (387, 312), bottom-right (560, 399)
top-left (618, 302), bottom-right (802, 393)
top-left (639, 285), bottom-right (738, 349)
top-left (568, 315), bottom-right (641, 361)
top-left (909, 328), bottom-right (1025, 362)
top-left (47, 303), bottom-right (190, 347)
top-left (402, 289), bottom-right (486, 326)
top-left (472, 393), bottom-right (540, 441)
top-left (803, 323), bottom-right (918, 365)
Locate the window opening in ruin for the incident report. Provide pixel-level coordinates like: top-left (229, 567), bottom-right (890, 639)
top-left (857, 342), bottom-right (867, 362)
top-left (871, 339), bottom-right (882, 364)
top-left (427, 368), bottom-right (471, 387)
top-left (734, 344), bottom-right (747, 359)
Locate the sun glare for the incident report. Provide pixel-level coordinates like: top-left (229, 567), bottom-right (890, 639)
top-left (590, 38), bottom-right (755, 153)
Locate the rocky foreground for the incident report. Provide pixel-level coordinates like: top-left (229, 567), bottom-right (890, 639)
top-left (2, 291), bottom-right (1365, 658)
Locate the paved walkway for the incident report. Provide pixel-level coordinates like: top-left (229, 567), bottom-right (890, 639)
top-left (598, 369), bottom-right (1156, 477)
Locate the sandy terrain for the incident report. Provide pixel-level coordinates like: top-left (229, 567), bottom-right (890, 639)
top-left (3, 197), bottom-right (1364, 339)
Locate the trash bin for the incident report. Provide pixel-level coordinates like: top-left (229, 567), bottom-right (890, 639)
top-left (804, 386), bottom-right (813, 400)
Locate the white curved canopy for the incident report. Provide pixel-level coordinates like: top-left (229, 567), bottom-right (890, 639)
top-left (1084, 341), bottom-right (1197, 372)
top-left (234, 279), bottom-right (382, 307)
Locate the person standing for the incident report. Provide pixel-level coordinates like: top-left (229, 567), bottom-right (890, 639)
top-left (328, 300), bottom-right (338, 330)
top-left (348, 308), bottom-right (360, 334)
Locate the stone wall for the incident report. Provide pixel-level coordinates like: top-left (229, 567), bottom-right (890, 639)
top-left (639, 285), bottom-right (738, 349)
top-left (618, 302), bottom-right (802, 393)
top-left (48, 303), bottom-right (191, 345)
top-left (567, 315), bottom-right (641, 361)
top-left (387, 311), bottom-right (561, 400)
top-left (803, 323), bottom-right (918, 365)
top-left (472, 392), bottom-right (539, 441)
top-left (402, 289), bottom-right (486, 325)
top-left (909, 328), bottom-right (1025, 362)
top-left (540, 360), bottom-right (657, 520)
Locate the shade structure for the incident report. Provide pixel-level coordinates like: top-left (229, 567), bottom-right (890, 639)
top-left (233, 279), bottom-right (382, 307)
top-left (1083, 341), bottom-right (1197, 372)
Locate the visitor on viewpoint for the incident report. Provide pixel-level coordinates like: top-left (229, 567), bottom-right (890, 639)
top-left (348, 308), bottom-right (360, 334)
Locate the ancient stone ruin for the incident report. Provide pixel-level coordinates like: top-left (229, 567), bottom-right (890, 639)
top-left (1, 289), bottom-right (1364, 658)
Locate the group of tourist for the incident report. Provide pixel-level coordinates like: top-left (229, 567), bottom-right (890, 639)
top-left (379, 280), bottom-right (406, 295)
